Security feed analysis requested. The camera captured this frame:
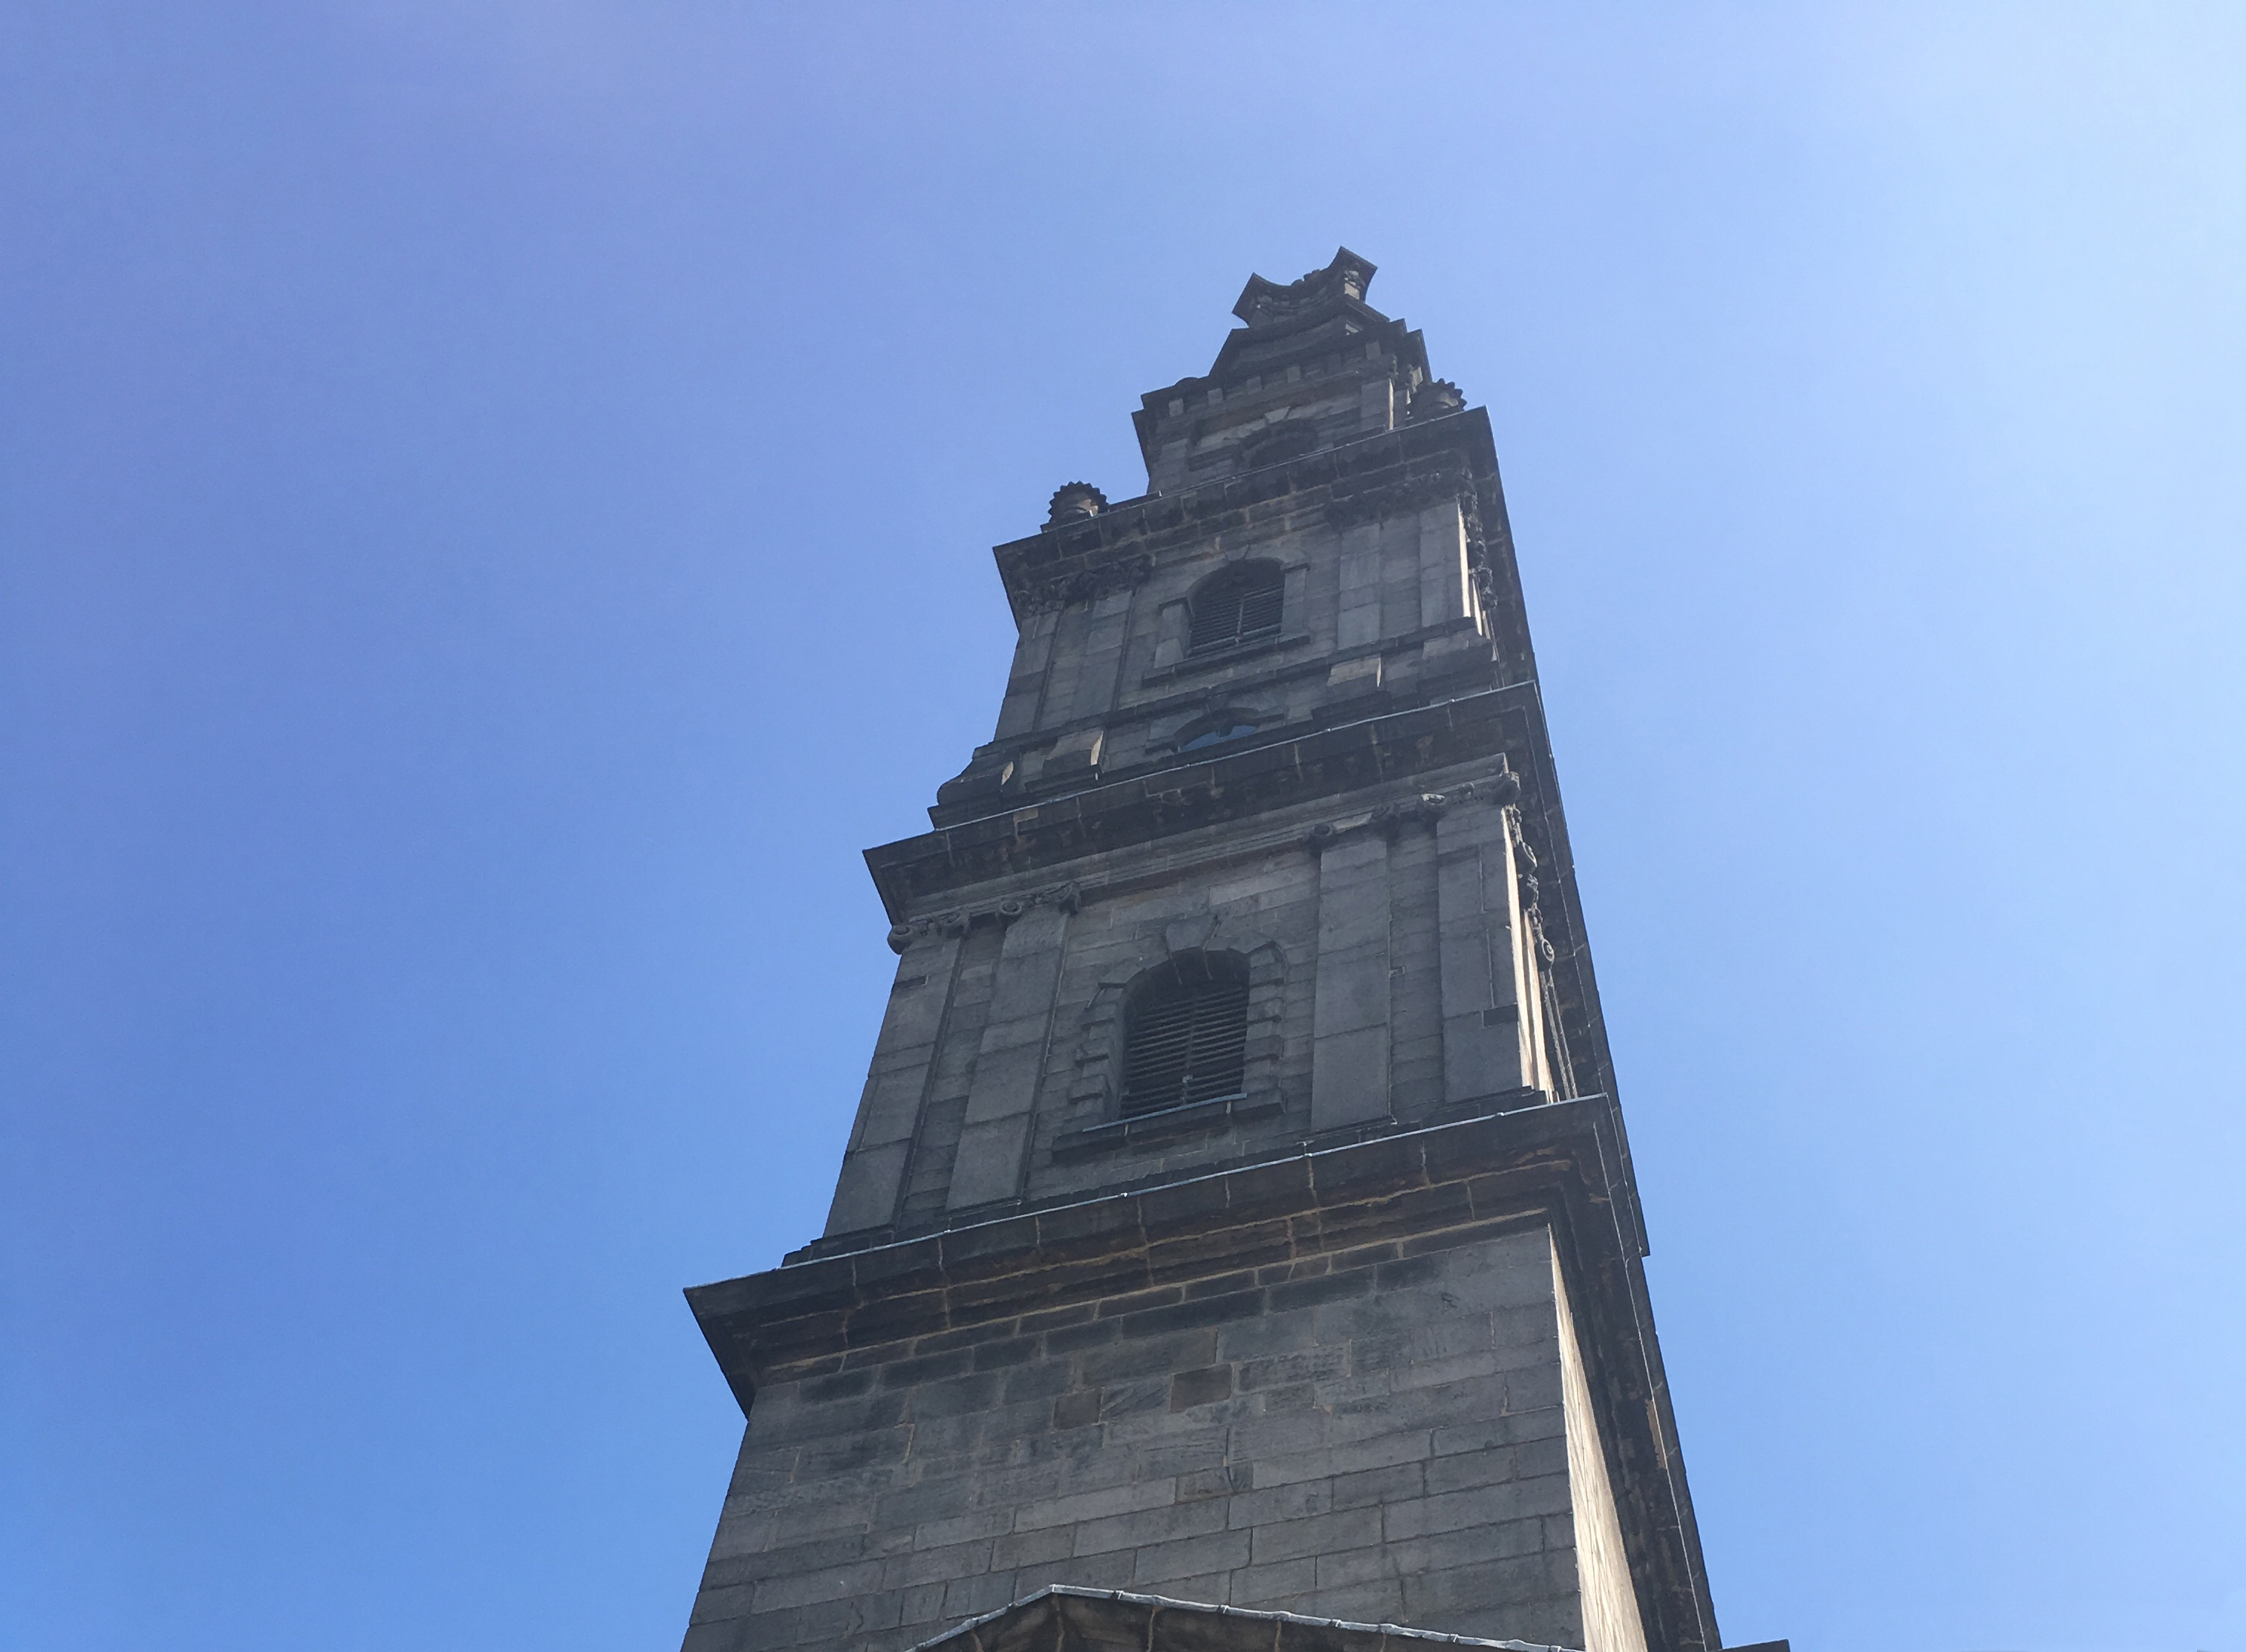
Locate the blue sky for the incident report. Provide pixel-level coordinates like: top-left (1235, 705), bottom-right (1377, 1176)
top-left (3, 5), bottom-right (2242, 1650)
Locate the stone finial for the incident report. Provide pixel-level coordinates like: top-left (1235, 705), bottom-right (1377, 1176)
top-left (1044, 481), bottom-right (1107, 528)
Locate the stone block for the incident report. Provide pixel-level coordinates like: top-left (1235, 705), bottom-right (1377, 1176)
top-left (1249, 1504), bottom-right (1383, 1566)
top-left (1230, 1555), bottom-right (1318, 1604)
top-left (1072, 1495), bottom-right (1226, 1558)
top-left (945, 1116), bottom-right (1033, 1209)
top-left (1311, 1024), bottom-right (1389, 1130)
top-left (1012, 1478), bottom-right (1174, 1534)
top-left (1134, 1527), bottom-right (1252, 1585)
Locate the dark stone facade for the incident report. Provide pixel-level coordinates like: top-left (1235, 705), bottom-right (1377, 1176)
top-left (680, 251), bottom-right (1718, 1652)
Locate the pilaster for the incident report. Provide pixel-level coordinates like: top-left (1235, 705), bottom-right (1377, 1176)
top-left (1309, 830), bottom-right (1392, 1131)
top-left (948, 892), bottom-right (1076, 1212)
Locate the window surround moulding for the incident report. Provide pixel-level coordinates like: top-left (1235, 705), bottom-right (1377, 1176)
top-left (1067, 931), bottom-right (1287, 1147)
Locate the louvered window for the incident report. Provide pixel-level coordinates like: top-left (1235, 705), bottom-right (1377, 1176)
top-left (1121, 953), bottom-right (1250, 1117)
top-left (1188, 563), bottom-right (1284, 656)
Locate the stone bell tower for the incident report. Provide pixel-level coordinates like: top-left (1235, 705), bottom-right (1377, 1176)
top-left (681, 250), bottom-right (1722, 1652)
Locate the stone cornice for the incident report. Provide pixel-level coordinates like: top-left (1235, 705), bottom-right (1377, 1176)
top-left (865, 687), bottom-right (1534, 922)
top-left (691, 1100), bottom-right (1621, 1384)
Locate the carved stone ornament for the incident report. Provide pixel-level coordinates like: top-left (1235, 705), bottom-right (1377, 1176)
top-left (1410, 378), bottom-right (1466, 419)
top-left (1044, 481), bottom-right (1108, 529)
top-left (1323, 461), bottom-right (1476, 533)
top-left (1013, 553), bottom-right (1155, 614)
top-left (1501, 807), bottom-right (1559, 963)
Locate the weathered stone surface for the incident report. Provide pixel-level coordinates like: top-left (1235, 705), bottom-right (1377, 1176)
top-left (678, 253), bottom-right (1719, 1652)
top-left (689, 1105), bottom-right (1705, 1652)
top-left (691, 1197), bottom-right (1581, 1645)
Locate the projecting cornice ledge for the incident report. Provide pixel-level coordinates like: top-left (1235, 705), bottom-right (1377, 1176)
top-left (684, 1095), bottom-right (1702, 1652)
top-left (686, 1096), bottom-right (1639, 1408)
top-left (864, 685), bottom-right (1537, 921)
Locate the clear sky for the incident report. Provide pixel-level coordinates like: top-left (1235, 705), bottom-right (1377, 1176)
top-left (3, 5), bottom-right (2242, 1651)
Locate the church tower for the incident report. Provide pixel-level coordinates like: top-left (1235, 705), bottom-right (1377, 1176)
top-left (681, 251), bottom-right (1721, 1652)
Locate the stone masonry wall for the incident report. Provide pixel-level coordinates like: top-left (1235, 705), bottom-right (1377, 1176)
top-left (685, 1223), bottom-right (1613, 1652)
top-left (826, 759), bottom-right (1543, 1243)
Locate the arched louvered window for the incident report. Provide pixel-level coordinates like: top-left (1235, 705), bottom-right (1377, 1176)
top-left (1121, 951), bottom-right (1250, 1117)
top-left (1188, 562), bottom-right (1284, 657)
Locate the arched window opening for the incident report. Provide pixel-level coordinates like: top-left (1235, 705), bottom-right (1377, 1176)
top-left (1121, 951), bottom-right (1250, 1117)
top-left (1188, 562), bottom-right (1284, 657)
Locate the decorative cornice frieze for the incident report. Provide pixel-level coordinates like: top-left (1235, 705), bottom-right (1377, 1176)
top-left (1012, 553), bottom-right (1154, 615)
top-left (1323, 458), bottom-right (1476, 533)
